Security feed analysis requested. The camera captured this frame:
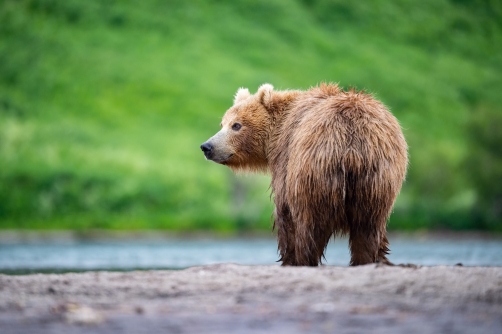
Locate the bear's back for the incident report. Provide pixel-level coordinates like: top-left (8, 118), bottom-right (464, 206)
top-left (278, 85), bottom-right (407, 171)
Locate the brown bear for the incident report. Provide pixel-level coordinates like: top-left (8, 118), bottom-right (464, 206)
top-left (201, 83), bottom-right (408, 266)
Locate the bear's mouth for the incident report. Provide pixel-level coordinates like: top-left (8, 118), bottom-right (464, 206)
top-left (209, 153), bottom-right (233, 164)
top-left (217, 154), bottom-right (234, 164)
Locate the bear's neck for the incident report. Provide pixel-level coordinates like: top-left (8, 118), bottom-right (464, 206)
top-left (268, 90), bottom-right (302, 125)
top-left (265, 90), bottom-right (302, 169)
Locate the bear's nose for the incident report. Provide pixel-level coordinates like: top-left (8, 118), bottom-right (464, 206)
top-left (200, 142), bottom-right (213, 155)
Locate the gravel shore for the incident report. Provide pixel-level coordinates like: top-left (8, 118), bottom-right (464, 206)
top-left (1, 264), bottom-right (501, 333)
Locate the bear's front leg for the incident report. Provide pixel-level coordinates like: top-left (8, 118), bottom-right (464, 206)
top-left (274, 207), bottom-right (296, 266)
top-left (273, 206), bottom-right (297, 266)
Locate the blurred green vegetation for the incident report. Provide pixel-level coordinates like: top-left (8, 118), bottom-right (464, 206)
top-left (0, 0), bottom-right (501, 231)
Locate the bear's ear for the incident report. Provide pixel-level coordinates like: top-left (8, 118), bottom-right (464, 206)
top-left (234, 87), bottom-right (251, 104)
top-left (257, 83), bottom-right (274, 108)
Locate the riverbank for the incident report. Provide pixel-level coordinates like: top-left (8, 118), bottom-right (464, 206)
top-left (1, 264), bottom-right (500, 333)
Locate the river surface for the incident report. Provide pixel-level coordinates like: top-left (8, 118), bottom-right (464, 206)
top-left (0, 233), bottom-right (501, 274)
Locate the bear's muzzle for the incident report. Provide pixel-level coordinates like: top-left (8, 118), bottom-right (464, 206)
top-left (200, 142), bottom-right (214, 159)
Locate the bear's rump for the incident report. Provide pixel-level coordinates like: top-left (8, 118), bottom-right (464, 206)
top-left (281, 110), bottom-right (405, 231)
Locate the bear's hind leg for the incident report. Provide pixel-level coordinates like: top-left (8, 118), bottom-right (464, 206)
top-left (377, 233), bottom-right (393, 265)
top-left (348, 225), bottom-right (393, 266)
top-left (346, 168), bottom-right (398, 266)
top-left (348, 226), bottom-right (381, 266)
top-left (293, 220), bottom-right (333, 266)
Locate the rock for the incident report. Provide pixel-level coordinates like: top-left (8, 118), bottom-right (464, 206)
top-left (63, 304), bottom-right (104, 325)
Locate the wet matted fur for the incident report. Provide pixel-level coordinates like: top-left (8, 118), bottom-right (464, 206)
top-left (201, 83), bottom-right (408, 266)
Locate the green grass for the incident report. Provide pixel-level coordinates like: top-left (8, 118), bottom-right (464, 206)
top-left (0, 0), bottom-right (501, 231)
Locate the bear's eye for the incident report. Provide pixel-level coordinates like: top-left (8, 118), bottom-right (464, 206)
top-left (232, 123), bottom-right (242, 131)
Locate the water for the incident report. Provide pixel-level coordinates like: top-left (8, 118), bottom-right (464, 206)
top-left (0, 235), bottom-right (501, 274)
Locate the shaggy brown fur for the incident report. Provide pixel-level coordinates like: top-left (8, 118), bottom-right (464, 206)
top-left (201, 83), bottom-right (408, 266)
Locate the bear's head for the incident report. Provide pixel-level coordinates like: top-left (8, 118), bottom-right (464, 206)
top-left (200, 84), bottom-right (276, 173)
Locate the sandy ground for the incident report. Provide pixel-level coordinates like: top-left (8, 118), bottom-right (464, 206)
top-left (0, 264), bottom-right (501, 333)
